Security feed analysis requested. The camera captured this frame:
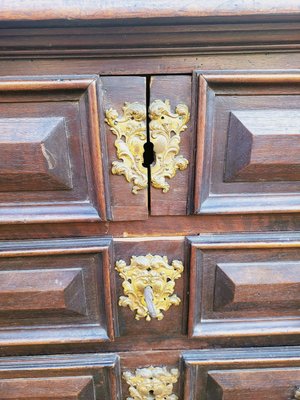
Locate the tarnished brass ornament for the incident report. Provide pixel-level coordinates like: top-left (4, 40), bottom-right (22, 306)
top-left (123, 366), bottom-right (179, 400)
top-left (149, 99), bottom-right (190, 193)
top-left (105, 102), bottom-right (147, 194)
top-left (116, 254), bottom-right (184, 321)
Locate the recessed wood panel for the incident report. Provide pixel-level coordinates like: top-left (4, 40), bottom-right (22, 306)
top-left (0, 353), bottom-right (121, 400)
top-left (188, 233), bottom-right (300, 341)
top-left (183, 347), bottom-right (300, 400)
top-left (0, 76), bottom-right (108, 223)
top-left (194, 71), bottom-right (300, 214)
top-left (0, 237), bottom-right (115, 347)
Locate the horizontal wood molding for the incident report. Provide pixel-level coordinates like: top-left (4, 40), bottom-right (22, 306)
top-left (1, 22), bottom-right (300, 57)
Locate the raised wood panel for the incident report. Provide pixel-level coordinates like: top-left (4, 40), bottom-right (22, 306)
top-left (207, 369), bottom-right (300, 400)
top-left (0, 237), bottom-right (115, 347)
top-left (194, 71), bottom-right (300, 214)
top-left (99, 76), bottom-right (148, 221)
top-left (0, 353), bottom-right (121, 400)
top-left (188, 233), bottom-right (300, 341)
top-left (214, 262), bottom-right (300, 312)
top-left (0, 376), bottom-right (95, 399)
top-left (183, 347), bottom-right (300, 400)
top-left (0, 269), bottom-right (86, 316)
top-left (149, 75), bottom-right (193, 216)
top-left (0, 76), bottom-right (108, 224)
top-left (0, 117), bottom-right (72, 191)
top-left (224, 110), bottom-right (300, 182)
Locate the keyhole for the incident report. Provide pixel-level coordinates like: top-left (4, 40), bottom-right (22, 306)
top-left (143, 142), bottom-right (155, 167)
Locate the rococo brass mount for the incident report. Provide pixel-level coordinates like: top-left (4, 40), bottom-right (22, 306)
top-left (116, 254), bottom-right (184, 321)
top-left (123, 366), bottom-right (179, 400)
top-left (105, 99), bottom-right (190, 194)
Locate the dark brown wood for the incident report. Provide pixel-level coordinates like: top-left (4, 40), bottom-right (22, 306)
top-left (194, 71), bottom-right (300, 215)
top-left (0, 353), bottom-right (121, 400)
top-left (1, 5), bottom-right (300, 396)
top-left (0, 237), bottom-right (115, 347)
top-left (0, 76), bottom-right (108, 224)
top-left (183, 347), bottom-right (300, 400)
top-left (99, 76), bottom-right (148, 221)
top-left (188, 233), bottom-right (300, 341)
top-left (149, 75), bottom-right (193, 216)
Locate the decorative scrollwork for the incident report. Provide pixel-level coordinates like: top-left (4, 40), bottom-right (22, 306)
top-left (105, 102), bottom-right (147, 194)
top-left (123, 366), bottom-right (179, 400)
top-left (116, 254), bottom-right (184, 321)
top-left (149, 99), bottom-right (190, 193)
top-left (293, 386), bottom-right (300, 399)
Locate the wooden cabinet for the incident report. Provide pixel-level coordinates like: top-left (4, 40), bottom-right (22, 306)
top-left (1, 1), bottom-right (300, 399)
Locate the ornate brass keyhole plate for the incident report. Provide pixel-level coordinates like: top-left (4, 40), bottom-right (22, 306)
top-left (115, 254), bottom-right (184, 321)
top-left (105, 99), bottom-right (190, 194)
top-left (123, 366), bottom-right (179, 400)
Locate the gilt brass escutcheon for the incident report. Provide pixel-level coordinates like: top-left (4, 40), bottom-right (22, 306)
top-left (123, 366), bottom-right (179, 400)
top-left (116, 254), bottom-right (184, 321)
top-left (149, 99), bottom-right (190, 193)
top-left (105, 102), bottom-right (148, 194)
top-left (105, 99), bottom-right (190, 194)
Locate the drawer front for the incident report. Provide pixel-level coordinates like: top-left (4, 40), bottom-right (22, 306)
top-left (188, 233), bottom-right (300, 341)
top-left (0, 237), bottom-right (115, 347)
top-left (113, 237), bottom-right (187, 339)
top-left (194, 71), bottom-right (300, 214)
top-left (183, 347), bottom-right (300, 400)
top-left (0, 76), bottom-right (111, 223)
top-left (0, 353), bottom-right (120, 400)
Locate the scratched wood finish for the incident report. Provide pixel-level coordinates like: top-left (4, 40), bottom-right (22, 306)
top-left (0, 76), bottom-right (108, 224)
top-left (0, 4), bottom-right (300, 398)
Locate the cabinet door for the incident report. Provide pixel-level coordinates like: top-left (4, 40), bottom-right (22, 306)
top-left (100, 75), bottom-right (194, 219)
top-left (183, 347), bottom-right (300, 400)
top-left (149, 75), bottom-right (193, 216)
top-left (0, 353), bottom-right (121, 400)
top-left (99, 76), bottom-right (148, 221)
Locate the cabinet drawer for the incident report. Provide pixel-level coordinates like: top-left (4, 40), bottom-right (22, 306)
top-left (0, 237), bottom-right (115, 347)
top-left (0, 353), bottom-right (120, 400)
top-left (183, 347), bottom-right (300, 400)
top-left (113, 237), bottom-right (187, 339)
top-left (188, 233), bottom-right (300, 341)
top-left (0, 76), bottom-right (111, 224)
top-left (194, 71), bottom-right (300, 214)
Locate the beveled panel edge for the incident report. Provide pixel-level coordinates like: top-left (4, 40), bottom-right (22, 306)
top-left (193, 69), bottom-right (300, 215)
top-left (186, 232), bottom-right (300, 340)
top-left (0, 353), bottom-right (121, 400)
top-left (0, 74), bottom-right (110, 224)
top-left (0, 236), bottom-right (116, 345)
top-left (182, 346), bottom-right (300, 399)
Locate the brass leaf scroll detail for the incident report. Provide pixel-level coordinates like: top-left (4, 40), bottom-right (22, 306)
top-left (116, 254), bottom-right (184, 321)
top-left (149, 99), bottom-right (190, 192)
top-left (105, 102), bottom-right (147, 194)
top-left (123, 366), bottom-right (179, 400)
